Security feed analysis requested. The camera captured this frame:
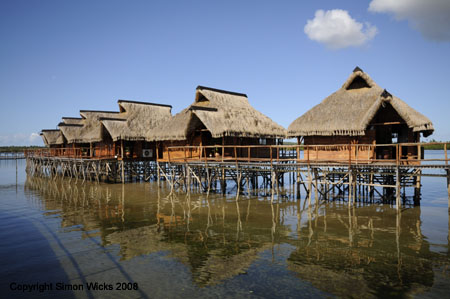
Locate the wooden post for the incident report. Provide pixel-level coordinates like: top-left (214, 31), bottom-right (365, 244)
top-left (156, 146), bottom-right (159, 162)
top-left (445, 143), bottom-right (448, 166)
top-left (307, 167), bottom-right (312, 206)
top-left (276, 145), bottom-right (279, 163)
top-left (271, 170), bottom-right (275, 204)
top-left (307, 146), bottom-right (310, 165)
top-left (414, 170), bottom-right (421, 206)
top-left (396, 167), bottom-right (401, 210)
top-left (270, 147), bottom-right (273, 168)
top-left (396, 144), bottom-right (399, 166)
top-left (418, 144), bottom-right (421, 160)
top-left (296, 142), bottom-right (300, 199)
top-left (314, 168), bottom-right (319, 202)
top-left (447, 169), bottom-right (450, 209)
top-left (221, 167), bottom-right (226, 195)
top-left (348, 169), bottom-right (352, 206)
top-left (348, 145), bottom-right (351, 166)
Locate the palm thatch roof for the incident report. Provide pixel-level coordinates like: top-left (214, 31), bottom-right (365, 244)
top-left (59, 110), bottom-right (122, 143)
top-left (101, 100), bottom-right (172, 141)
top-left (150, 108), bottom-right (192, 141)
top-left (150, 86), bottom-right (286, 141)
top-left (40, 129), bottom-right (65, 146)
top-left (61, 117), bottom-right (83, 125)
top-left (288, 67), bottom-right (434, 137)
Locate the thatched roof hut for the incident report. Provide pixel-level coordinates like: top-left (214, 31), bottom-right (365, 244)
top-left (59, 110), bottom-right (122, 144)
top-left (101, 100), bottom-right (172, 142)
top-left (151, 86), bottom-right (286, 141)
top-left (40, 129), bottom-right (65, 146)
top-left (288, 67), bottom-right (434, 138)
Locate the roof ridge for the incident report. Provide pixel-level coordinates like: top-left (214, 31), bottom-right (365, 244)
top-left (117, 99), bottom-right (172, 108)
top-left (196, 86), bottom-right (247, 97)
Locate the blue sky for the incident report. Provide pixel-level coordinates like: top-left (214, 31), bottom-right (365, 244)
top-left (1, 0), bottom-right (449, 146)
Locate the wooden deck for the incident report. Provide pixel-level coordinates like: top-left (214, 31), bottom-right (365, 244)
top-left (160, 143), bottom-right (449, 168)
top-left (25, 142), bottom-right (450, 209)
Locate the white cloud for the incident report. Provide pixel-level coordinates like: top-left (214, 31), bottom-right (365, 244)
top-left (369, 0), bottom-right (450, 41)
top-left (29, 133), bottom-right (41, 143)
top-left (304, 9), bottom-right (378, 49)
top-left (0, 133), bottom-right (44, 146)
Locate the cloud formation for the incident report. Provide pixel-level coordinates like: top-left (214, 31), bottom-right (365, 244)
top-left (369, 0), bottom-right (450, 41)
top-left (304, 9), bottom-right (377, 49)
top-left (0, 133), bottom-right (43, 146)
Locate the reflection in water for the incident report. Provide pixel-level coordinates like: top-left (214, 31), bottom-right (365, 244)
top-left (24, 177), bottom-right (450, 296)
top-left (288, 204), bottom-right (440, 297)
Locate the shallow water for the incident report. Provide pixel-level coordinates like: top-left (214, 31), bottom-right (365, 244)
top-left (0, 157), bottom-right (449, 298)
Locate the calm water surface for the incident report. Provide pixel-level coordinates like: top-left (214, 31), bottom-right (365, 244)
top-left (1, 154), bottom-right (449, 298)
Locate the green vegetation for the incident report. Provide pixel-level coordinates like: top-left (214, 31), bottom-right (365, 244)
top-left (422, 140), bottom-right (449, 150)
top-left (0, 146), bottom-right (45, 153)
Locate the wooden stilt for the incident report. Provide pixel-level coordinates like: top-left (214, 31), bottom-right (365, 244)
top-left (396, 167), bottom-right (401, 211)
top-left (307, 168), bottom-right (312, 206)
top-left (447, 169), bottom-right (450, 209)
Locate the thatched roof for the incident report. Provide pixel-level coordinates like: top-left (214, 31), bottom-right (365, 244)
top-left (61, 117), bottom-right (83, 125)
top-left (288, 68), bottom-right (434, 137)
top-left (151, 86), bottom-right (286, 141)
top-left (59, 111), bottom-right (122, 143)
top-left (101, 100), bottom-right (172, 142)
top-left (150, 108), bottom-right (192, 141)
top-left (40, 129), bottom-right (65, 146)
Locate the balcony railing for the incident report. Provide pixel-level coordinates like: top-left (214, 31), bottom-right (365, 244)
top-left (161, 142), bottom-right (449, 166)
top-left (25, 142), bottom-right (450, 166)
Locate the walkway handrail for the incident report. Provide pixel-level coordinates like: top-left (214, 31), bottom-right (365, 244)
top-left (24, 142), bottom-right (450, 166)
top-left (24, 146), bottom-right (117, 159)
top-left (163, 142), bottom-right (450, 166)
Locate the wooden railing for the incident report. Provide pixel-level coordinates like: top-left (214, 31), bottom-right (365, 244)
top-left (24, 142), bottom-right (450, 166)
top-left (162, 142), bottom-right (450, 166)
top-left (25, 147), bottom-right (117, 159)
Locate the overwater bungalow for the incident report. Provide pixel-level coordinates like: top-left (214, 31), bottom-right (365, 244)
top-left (40, 129), bottom-right (65, 149)
top-left (100, 100), bottom-right (172, 160)
top-left (151, 86), bottom-right (286, 161)
top-left (58, 110), bottom-right (124, 157)
top-left (288, 67), bottom-right (434, 162)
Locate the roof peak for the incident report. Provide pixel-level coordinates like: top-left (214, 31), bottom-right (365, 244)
top-left (196, 86), bottom-right (247, 98)
top-left (381, 89), bottom-right (392, 98)
top-left (353, 66), bottom-right (364, 73)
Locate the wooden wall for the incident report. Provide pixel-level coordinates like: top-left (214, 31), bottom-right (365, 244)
top-left (303, 132), bottom-right (376, 162)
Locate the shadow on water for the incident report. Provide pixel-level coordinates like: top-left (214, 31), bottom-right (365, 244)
top-left (0, 208), bottom-right (76, 298)
top-left (19, 174), bottom-right (450, 297)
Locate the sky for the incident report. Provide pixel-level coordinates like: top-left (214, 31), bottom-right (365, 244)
top-left (1, 0), bottom-right (449, 146)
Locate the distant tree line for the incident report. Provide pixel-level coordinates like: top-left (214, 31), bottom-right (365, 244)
top-left (0, 146), bottom-right (45, 153)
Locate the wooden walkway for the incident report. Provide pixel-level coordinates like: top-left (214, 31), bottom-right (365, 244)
top-left (0, 152), bottom-right (25, 160)
top-left (25, 142), bottom-right (450, 209)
